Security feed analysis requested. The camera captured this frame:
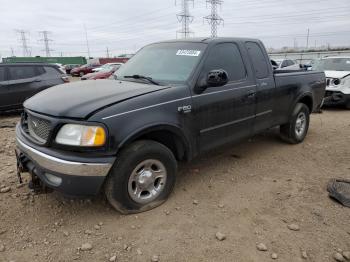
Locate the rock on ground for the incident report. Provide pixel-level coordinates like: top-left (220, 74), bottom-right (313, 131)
top-left (215, 232), bottom-right (226, 241)
top-left (256, 243), bottom-right (268, 251)
top-left (287, 224), bottom-right (300, 231)
top-left (81, 243), bottom-right (93, 251)
top-left (334, 252), bottom-right (345, 262)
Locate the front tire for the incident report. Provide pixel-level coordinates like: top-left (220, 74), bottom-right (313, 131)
top-left (105, 140), bottom-right (177, 214)
top-left (280, 103), bottom-right (310, 144)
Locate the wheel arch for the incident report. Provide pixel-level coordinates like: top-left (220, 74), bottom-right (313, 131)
top-left (117, 123), bottom-right (192, 161)
top-left (297, 94), bottom-right (313, 113)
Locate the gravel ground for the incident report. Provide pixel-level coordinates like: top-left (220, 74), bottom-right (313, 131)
top-left (0, 109), bottom-right (349, 262)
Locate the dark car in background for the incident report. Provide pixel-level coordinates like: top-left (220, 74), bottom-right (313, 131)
top-left (64, 64), bottom-right (81, 75)
top-left (70, 64), bottom-right (101, 77)
top-left (0, 63), bottom-right (68, 112)
top-left (81, 63), bottom-right (123, 80)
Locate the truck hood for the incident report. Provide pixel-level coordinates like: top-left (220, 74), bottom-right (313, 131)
top-left (324, 70), bottom-right (350, 79)
top-left (24, 80), bottom-right (169, 118)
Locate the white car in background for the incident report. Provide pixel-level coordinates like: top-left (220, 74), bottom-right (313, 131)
top-left (313, 56), bottom-right (350, 109)
top-left (53, 63), bottom-right (66, 74)
top-left (92, 63), bottom-right (123, 72)
top-left (272, 59), bottom-right (301, 70)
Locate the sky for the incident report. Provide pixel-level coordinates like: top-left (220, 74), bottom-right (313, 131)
top-left (0, 0), bottom-right (349, 58)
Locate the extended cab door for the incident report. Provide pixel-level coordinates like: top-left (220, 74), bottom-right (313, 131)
top-left (245, 41), bottom-right (276, 133)
top-left (192, 42), bottom-right (257, 152)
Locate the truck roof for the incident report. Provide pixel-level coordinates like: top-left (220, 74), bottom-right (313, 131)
top-left (153, 37), bottom-right (261, 44)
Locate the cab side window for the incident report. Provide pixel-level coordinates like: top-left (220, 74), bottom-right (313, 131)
top-left (203, 43), bottom-right (246, 82)
top-left (246, 42), bottom-right (269, 79)
top-left (8, 66), bottom-right (37, 80)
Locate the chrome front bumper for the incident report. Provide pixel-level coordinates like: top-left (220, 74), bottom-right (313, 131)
top-left (16, 137), bottom-right (114, 177)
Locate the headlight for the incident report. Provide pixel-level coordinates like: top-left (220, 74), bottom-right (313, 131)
top-left (55, 124), bottom-right (106, 147)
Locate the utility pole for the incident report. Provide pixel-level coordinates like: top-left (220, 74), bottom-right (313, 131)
top-left (39, 31), bottom-right (53, 57)
top-left (84, 24), bottom-right (91, 58)
top-left (106, 47), bottom-right (110, 58)
top-left (176, 0), bottom-right (194, 39)
top-left (306, 28), bottom-right (310, 50)
top-left (204, 0), bottom-right (224, 38)
top-left (16, 30), bottom-right (30, 57)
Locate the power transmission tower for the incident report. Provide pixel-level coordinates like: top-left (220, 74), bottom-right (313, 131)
top-left (176, 0), bottom-right (194, 39)
top-left (39, 31), bottom-right (53, 57)
top-left (10, 47), bottom-right (15, 57)
top-left (106, 47), bottom-right (110, 58)
top-left (16, 30), bottom-right (31, 57)
top-left (204, 0), bottom-right (224, 38)
top-left (306, 28), bottom-right (310, 50)
top-left (84, 24), bottom-right (91, 58)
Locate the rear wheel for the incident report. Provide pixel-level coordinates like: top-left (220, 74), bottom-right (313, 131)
top-left (105, 140), bottom-right (177, 214)
top-left (280, 103), bottom-right (310, 144)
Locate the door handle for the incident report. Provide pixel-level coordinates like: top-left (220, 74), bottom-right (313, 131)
top-left (247, 90), bottom-right (256, 98)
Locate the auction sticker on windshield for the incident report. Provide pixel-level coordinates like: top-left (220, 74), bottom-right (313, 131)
top-left (176, 50), bottom-right (201, 56)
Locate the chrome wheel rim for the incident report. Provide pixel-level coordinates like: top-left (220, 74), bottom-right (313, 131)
top-left (295, 112), bottom-right (306, 137)
top-left (128, 159), bottom-right (167, 204)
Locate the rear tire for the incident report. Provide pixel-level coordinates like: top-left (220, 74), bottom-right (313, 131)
top-left (280, 103), bottom-right (310, 144)
top-left (105, 140), bottom-right (177, 214)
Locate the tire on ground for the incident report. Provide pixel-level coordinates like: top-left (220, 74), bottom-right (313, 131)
top-left (104, 140), bottom-right (177, 214)
top-left (280, 102), bottom-right (310, 144)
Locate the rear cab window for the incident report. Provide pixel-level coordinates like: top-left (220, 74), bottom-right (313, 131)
top-left (245, 41), bottom-right (270, 79)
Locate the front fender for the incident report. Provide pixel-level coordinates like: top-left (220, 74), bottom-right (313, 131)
top-left (117, 122), bottom-right (192, 159)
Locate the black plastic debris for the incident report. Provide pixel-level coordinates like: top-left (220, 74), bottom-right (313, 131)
top-left (327, 179), bottom-right (350, 208)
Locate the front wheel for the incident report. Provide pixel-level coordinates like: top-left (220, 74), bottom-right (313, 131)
top-left (280, 103), bottom-right (310, 144)
top-left (104, 140), bottom-right (177, 214)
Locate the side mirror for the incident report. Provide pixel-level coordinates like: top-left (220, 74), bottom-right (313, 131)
top-left (206, 69), bottom-right (228, 87)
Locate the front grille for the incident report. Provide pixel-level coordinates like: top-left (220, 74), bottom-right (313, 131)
top-left (27, 114), bottom-right (51, 143)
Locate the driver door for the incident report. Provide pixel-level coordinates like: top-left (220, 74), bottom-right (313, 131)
top-left (192, 42), bottom-right (257, 152)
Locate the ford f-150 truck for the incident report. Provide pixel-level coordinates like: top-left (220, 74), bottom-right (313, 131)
top-left (15, 38), bottom-right (326, 214)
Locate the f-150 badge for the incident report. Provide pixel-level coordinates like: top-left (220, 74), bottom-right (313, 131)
top-left (178, 105), bottom-right (192, 113)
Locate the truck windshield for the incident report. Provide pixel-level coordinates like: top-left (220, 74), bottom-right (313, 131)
top-left (114, 42), bottom-right (206, 84)
top-left (314, 58), bottom-right (350, 71)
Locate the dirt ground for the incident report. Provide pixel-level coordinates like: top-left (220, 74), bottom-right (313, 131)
top-left (0, 109), bottom-right (349, 262)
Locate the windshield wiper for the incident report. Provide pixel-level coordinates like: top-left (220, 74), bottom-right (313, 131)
top-left (123, 75), bottom-right (160, 85)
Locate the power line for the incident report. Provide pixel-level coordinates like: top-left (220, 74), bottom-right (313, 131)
top-left (16, 30), bottom-right (30, 57)
top-left (204, 0), bottom-right (224, 38)
top-left (39, 30), bottom-right (53, 57)
top-left (176, 0), bottom-right (194, 38)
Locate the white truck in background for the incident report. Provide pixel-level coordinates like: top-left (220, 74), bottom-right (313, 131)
top-left (314, 56), bottom-right (350, 109)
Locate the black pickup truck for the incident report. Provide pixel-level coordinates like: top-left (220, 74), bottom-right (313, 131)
top-left (16, 38), bottom-right (326, 214)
